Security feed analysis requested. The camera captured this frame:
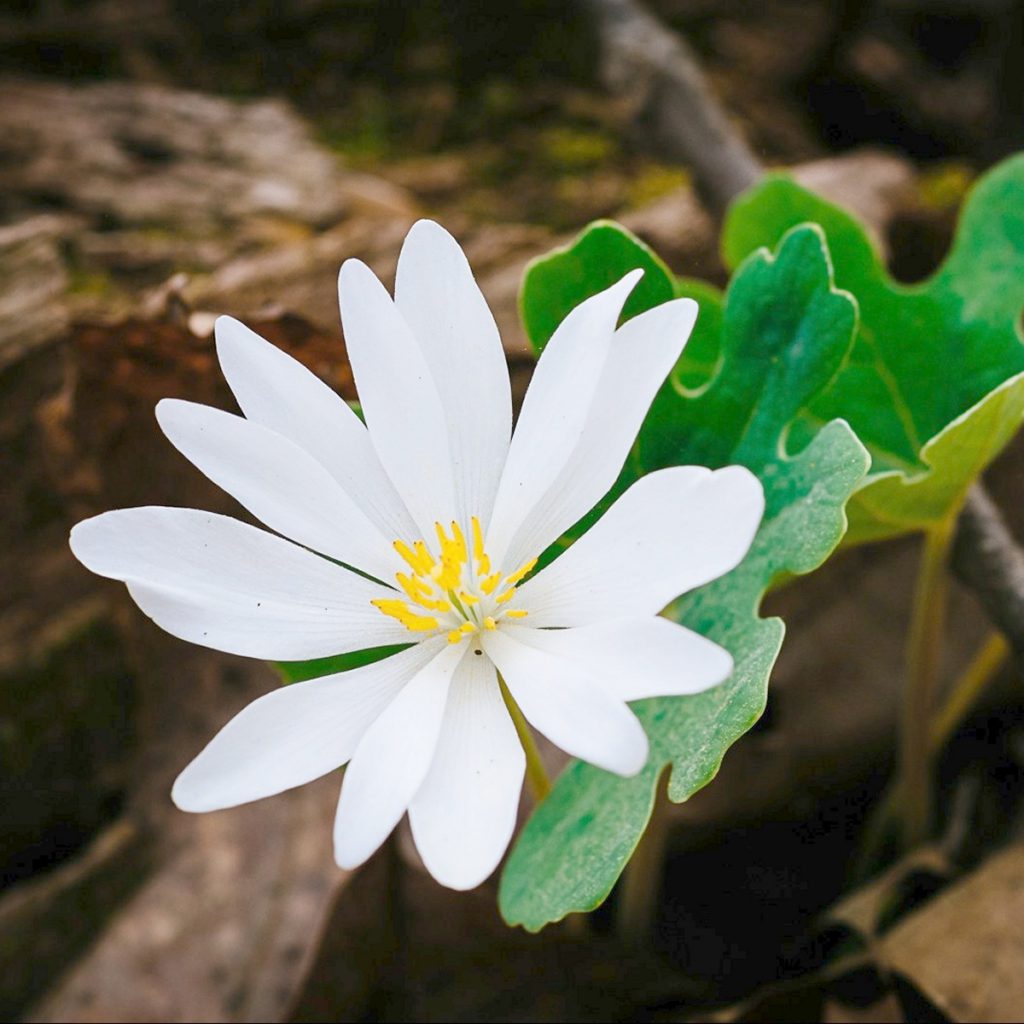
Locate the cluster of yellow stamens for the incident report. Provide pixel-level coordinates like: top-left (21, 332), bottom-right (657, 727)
top-left (371, 516), bottom-right (534, 644)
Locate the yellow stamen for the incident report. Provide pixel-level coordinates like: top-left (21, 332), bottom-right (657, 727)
top-left (371, 599), bottom-right (439, 632)
top-left (450, 520), bottom-right (468, 562)
top-left (471, 516), bottom-right (486, 561)
top-left (480, 571), bottom-right (503, 595)
top-left (503, 557), bottom-right (538, 587)
top-left (434, 521), bottom-right (467, 591)
top-left (448, 621), bottom-right (476, 644)
top-left (394, 539), bottom-right (430, 575)
top-left (397, 573), bottom-right (429, 600)
top-left (377, 518), bottom-right (535, 639)
top-left (414, 540), bottom-right (436, 572)
top-left (434, 519), bottom-right (450, 551)
top-left (395, 574), bottom-right (449, 612)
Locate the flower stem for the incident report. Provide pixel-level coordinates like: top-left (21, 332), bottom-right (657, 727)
top-left (498, 673), bottom-right (551, 803)
top-left (617, 771), bottom-right (670, 945)
top-left (899, 516), bottom-right (957, 850)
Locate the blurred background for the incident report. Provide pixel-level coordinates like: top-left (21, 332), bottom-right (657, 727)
top-left (4, 1), bottom-right (1024, 1021)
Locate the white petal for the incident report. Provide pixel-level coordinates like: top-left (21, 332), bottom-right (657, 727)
top-left (505, 618), bottom-right (732, 702)
top-left (485, 270), bottom-right (643, 569)
top-left (215, 316), bottom-right (416, 543)
top-left (339, 259), bottom-right (457, 537)
top-left (395, 220), bottom-right (511, 526)
top-left (483, 629), bottom-right (648, 777)
top-left (503, 298), bottom-right (697, 564)
top-left (157, 399), bottom-right (399, 582)
top-left (334, 643), bottom-right (464, 869)
top-left (408, 651), bottom-right (525, 890)
top-left (70, 507), bottom-right (409, 659)
top-left (172, 641), bottom-right (442, 812)
top-left (516, 465), bottom-right (764, 627)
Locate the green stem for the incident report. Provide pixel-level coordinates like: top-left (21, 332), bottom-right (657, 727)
top-left (899, 516), bottom-right (956, 850)
top-left (498, 673), bottom-right (551, 803)
top-left (932, 630), bottom-right (1010, 749)
top-left (856, 628), bottom-right (1011, 876)
top-left (617, 772), bottom-right (671, 945)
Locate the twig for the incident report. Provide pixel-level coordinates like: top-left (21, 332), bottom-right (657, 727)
top-left (952, 485), bottom-right (1024, 658)
top-left (585, 0), bottom-right (1024, 665)
top-left (581, 0), bottom-right (762, 216)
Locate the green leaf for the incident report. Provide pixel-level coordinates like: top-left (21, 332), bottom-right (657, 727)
top-left (500, 223), bottom-right (870, 930)
top-left (276, 643), bottom-right (411, 684)
top-left (520, 220), bottom-right (677, 353)
top-left (722, 154), bottom-right (1024, 543)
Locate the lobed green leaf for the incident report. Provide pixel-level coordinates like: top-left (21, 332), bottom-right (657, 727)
top-left (722, 155), bottom-right (1024, 542)
top-left (500, 221), bottom-right (870, 929)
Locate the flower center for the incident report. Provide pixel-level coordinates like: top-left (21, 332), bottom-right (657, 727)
top-left (371, 516), bottom-right (535, 644)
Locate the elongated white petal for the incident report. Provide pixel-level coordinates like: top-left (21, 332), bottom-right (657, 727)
top-left (505, 298), bottom-right (698, 564)
top-left (173, 641), bottom-right (442, 812)
top-left (157, 399), bottom-right (399, 582)
top-left (408, 651), bottom-right (525, 890)
top-left (517, 466), bottom-right (764, 627)
top-left (334, 643), bottom-right (464, 869)
top-left (215, 316), bottom-right (416, 543)
top-left (505, 618), bottom-right (732, 702)
top-left (486, 270), bottom-right (643, 569)
top-left (483, 629), bottom-right (648, 776)
top-left (339, 259), bottom-right (457, 537)
top-left (70, 507), bottom-right (409, 659)
top-left (395, 220), bottom-right (511, 526)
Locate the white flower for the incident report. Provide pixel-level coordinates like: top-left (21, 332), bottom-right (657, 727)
top-left (70, 220), bottom-right (764, 890)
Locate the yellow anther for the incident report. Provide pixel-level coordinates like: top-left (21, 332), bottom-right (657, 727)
top-left (370, 599), bottom-right (439, 633)
top-left (450, 520), bottom-right (468, 561)
top-left (394, 539), bottom-right (430, 575)
top-left (397, 572), bottom-right (426, 600)
top-left (414, 540), bottom-right (436, 571)
top-left (434, 521), bottom-right (457, 559)
top-left (503, 557), bottom-right (538, 587)
top-left (480, 571), bottom-right (503, 595)
top-left (379, 520), bottom-right (535, 638)
top-left (448, 621), bottom-right (476, 644)
top-left (432, 521), bottom-right (467, 591)
top-left (471, 516), bottom-right (486, 561)
top-left (395, 573), bottom-right (449, 612)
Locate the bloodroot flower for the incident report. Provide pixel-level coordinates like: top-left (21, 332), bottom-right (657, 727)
top-left (70, 221), bottom-right (764, 890)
